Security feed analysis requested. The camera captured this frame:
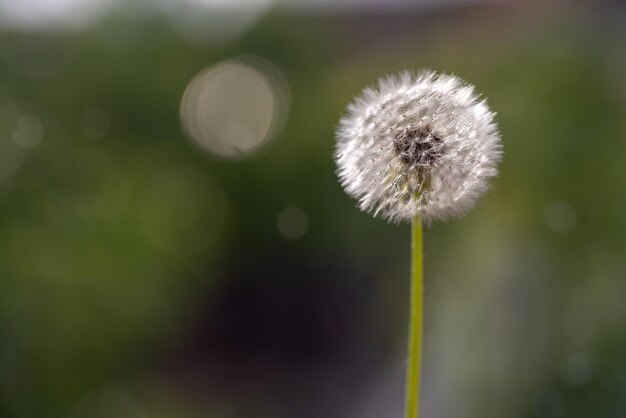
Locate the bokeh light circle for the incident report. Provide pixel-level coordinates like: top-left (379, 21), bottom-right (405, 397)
top-left (276, 206), bottom-right (309, 240)
top-left (180, 58), bottom-right (289, 159)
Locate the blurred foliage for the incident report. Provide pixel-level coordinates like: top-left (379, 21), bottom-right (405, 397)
top-left (0, 3), bottom-right (625, 418)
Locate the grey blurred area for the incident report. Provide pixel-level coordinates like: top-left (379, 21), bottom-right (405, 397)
top-left (0, 0), bottom-right (625, 418)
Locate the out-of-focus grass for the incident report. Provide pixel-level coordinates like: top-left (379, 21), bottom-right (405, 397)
top-left (0, 3), bottom-right (625, 418)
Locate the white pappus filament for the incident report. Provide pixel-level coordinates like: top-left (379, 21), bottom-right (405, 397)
top-left (334, 70), bottom-right (502, 223)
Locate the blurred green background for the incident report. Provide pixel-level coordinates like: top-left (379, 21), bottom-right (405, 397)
top-left (1, 0), bottom-right (625, 417)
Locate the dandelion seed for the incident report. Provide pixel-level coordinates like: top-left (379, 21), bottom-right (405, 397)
top-left (334, 70), bottom-right (502, 223)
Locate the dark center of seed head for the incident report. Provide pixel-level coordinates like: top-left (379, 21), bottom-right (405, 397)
top-left (393, 126), bottom-right (443, 169)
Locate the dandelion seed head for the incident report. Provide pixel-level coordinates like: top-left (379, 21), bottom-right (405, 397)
top-left (334, 70), bottom-right (502, 223)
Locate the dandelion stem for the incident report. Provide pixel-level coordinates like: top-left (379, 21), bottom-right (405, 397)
top-left (404, 216), bottom-right (423, 418)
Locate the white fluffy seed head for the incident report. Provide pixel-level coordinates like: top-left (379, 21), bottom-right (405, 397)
top-left (334, 70), bottom-right (502, 224)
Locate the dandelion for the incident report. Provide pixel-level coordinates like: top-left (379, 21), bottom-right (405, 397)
top-left (335, 70), bottom-right (501, 224)
top-left (334, 70), bottom-right (502, 418)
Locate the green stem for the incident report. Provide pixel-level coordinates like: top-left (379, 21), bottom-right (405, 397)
top-left (404, 216), bottom-right (423, 418)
